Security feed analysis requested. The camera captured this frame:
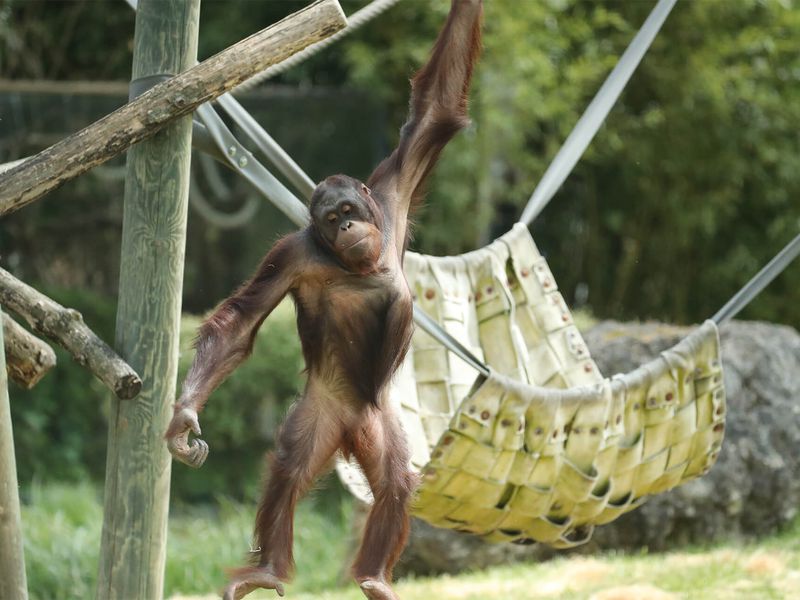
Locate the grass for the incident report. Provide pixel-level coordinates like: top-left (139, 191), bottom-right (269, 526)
top-left (21, 481), bottom-right (353, 600)
top-left (20, 482), bottom-right (800, 600)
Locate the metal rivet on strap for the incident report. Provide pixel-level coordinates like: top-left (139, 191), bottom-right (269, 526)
top-left (425, 289), bottom-right (435, 300)
top-left (481, 410), bottom-right (490, 420)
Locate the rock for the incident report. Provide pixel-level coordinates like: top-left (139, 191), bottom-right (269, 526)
top-left (399, 320), bottom-right (800, 575)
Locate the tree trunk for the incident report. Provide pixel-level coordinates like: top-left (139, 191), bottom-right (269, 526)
top-left (0, 306), bottom-right (28, 600)
top-left (96, 1), bottom-right (200, 598)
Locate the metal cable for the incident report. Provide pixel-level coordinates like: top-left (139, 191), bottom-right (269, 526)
top-left (234, 0), bottom-right (405, 93)
top-left (520, 0), bottom-right (678, 225)
top-left (413, 305), bottom-right (490, 377)
top-left (712, 232), bottom-right (800, 325)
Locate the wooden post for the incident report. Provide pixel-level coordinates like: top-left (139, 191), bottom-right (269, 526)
top-left (0, 306), bottom-right (28, 600)
top-left (0, 0), bottom-right (347, 218)
top-left (96, 1), bottom-right (200, 598)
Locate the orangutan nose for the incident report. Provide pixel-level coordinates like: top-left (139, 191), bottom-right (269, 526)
top-left (340, 221), bottom-right (352, 231)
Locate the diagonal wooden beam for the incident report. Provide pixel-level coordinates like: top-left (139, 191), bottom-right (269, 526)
top-left (0, 0), bottom-right (347, 218)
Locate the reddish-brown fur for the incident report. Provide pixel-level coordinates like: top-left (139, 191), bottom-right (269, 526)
top-left (166, 2), bottom-right (482, 599)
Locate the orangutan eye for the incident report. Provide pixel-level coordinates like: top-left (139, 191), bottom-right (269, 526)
top-left (341, 204), bottom-right (351, 214)
top-left (327, 213), bottom-right (337, 223)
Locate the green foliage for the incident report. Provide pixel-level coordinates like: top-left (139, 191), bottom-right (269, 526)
top-left (9, 288), bottom-right (116, 482)
top-left (22, 482), bottom-right (103, 600)
top-left (21, 482), bottom-right (353, 600)
top-left (0, 0), bottom-right (134, 80)
top-left (10, 288), bottom-right (304, 502)
top-left (341, 0), bottom-right (800, 328)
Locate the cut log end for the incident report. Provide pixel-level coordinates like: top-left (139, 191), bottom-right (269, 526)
top-left (114, 373), bottom-right (143, 400)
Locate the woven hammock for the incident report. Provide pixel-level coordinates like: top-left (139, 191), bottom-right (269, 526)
top-left (336, 224), bottom-right (726, 546)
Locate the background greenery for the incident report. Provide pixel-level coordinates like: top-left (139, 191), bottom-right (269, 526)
top-left (2, 0), bottom-right (800, 596)
top-left (4, 0), bottom-right (799, 494)
top-left (20, 482), bottom-right (800, 599)
top-left (2, 0), bottom-right (798, 326)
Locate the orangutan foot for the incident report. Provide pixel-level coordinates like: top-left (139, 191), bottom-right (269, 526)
top-left (222, 566), bottom-right (285, 600)
top-left (358, 578), bottom-right (400, 600)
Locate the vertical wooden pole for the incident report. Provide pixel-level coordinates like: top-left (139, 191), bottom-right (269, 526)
top-left (97, 1), bottom-right (200, 598)
top-left (0, 306), bottom-right (28, 600)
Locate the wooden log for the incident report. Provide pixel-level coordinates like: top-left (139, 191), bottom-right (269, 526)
top-left (3, 313), bottom-right (56, 389)
top-left (96, 0), bottom-right (199, 598)
top-left (0, 268), bottom-right (141, 399)
top-left (0, 307), bottom-right (29, 600)
top-left (0, 0), bottom-right (347, 218)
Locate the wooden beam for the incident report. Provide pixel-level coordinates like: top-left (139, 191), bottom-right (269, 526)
top-left (0, 268), bottom-right (141, 400)
top-left (3, 313), bottom-right (56, 389)
top-left (0, 0), bottom-right (347, 218)
top-left (0, 307), bottom-right (28, 600)
top-left (96, 0), bottom-right (199, 598)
